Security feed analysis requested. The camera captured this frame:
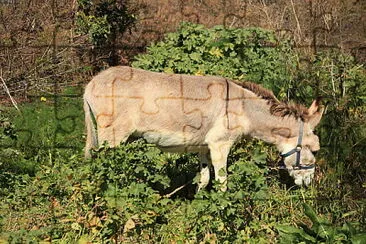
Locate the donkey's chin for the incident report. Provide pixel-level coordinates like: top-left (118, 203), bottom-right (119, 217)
top-left (289, 168), bottom-right (315, 186)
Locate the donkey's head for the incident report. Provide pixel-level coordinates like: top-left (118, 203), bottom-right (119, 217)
top-left (274, 100), bottom-right (324, 186)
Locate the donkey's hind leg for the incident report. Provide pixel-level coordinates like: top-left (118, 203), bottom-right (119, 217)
top-left (197, 152), bottom-right (211, 191)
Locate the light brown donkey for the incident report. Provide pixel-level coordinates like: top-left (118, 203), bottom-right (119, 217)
top-left (84, 66), bottom-right (324, 191)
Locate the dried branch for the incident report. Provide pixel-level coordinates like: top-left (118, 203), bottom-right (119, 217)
top-left (290, 0), bottom-right (303, 41)
top-left (0, 69), bottom-right (20, 112)
top-left (164, 179), bottom-right (193, 198)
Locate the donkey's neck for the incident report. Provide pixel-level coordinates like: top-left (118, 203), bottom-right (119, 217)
top-left (243, 96), bottom-right (299, 145)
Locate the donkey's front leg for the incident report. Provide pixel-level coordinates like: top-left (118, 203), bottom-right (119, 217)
top-left (208, 142), bottom-right (232, 192)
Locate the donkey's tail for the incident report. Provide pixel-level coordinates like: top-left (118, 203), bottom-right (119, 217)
top-left (84, 98), bottom-right (98, 158)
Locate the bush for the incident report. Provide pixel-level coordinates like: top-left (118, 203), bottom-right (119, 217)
top-left (133, 22), bottom-right (296, 97)
top-left (76, 0), bottom-right (136, 46)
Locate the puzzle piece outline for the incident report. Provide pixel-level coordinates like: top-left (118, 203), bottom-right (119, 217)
top-left (87, 67), bottom-right (282, 152)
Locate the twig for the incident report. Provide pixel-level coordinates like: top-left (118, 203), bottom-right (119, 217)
top-left (290, 0), bottom-right (303, 41)
top-left (330, 61), bottom-right (338, 107)
top-left (229, 16), bottom-right (237, 28)
top-left (260, 0), bottom-right (273, 29)
top-left (0, 70), bottom-right (20, 112)
top-left (164, 179), bottom-right (193, 198)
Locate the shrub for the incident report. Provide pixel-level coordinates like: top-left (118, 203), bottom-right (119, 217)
top-left (133, 22), bottom-right (296, 97)
top-left (76, 0), bottom-right (136, 46)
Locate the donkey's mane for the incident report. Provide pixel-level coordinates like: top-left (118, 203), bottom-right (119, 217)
top-left (231, 80), bottom-right (310, 121)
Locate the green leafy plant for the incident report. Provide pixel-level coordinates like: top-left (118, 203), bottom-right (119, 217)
top-left (75, 0), bottom-right (138, 68)
top-left (0, 111), bottom-right (17, 141)
top-left (76, 0), bottom-right (136, 46)
top-left (277, 203), bottom-right (366, 243)
top-left (133, 22), bottom-right (296, 96)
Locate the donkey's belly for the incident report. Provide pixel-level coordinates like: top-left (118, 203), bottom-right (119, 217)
top-left (159, 145), bottom-right (209, 153)
top-left (139, 131), bottom-right (208, 153)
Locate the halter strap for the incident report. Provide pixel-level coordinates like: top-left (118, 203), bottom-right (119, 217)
top-left (280, 121), bottom-right (315, 170)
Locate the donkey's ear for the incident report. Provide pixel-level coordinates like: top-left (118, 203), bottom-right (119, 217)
top-left (308, 98), bottom-right (324, 129)
top-left (308, 98), bottom-right (320, 115)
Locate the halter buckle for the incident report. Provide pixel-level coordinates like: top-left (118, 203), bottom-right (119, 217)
top-left (293, 165), bottom-right (301, 170)
top-left (295, 145), bottom-right (302, 152)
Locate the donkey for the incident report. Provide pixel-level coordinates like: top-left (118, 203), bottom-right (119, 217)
top-left (84, 66), bottom-right (324, 191)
